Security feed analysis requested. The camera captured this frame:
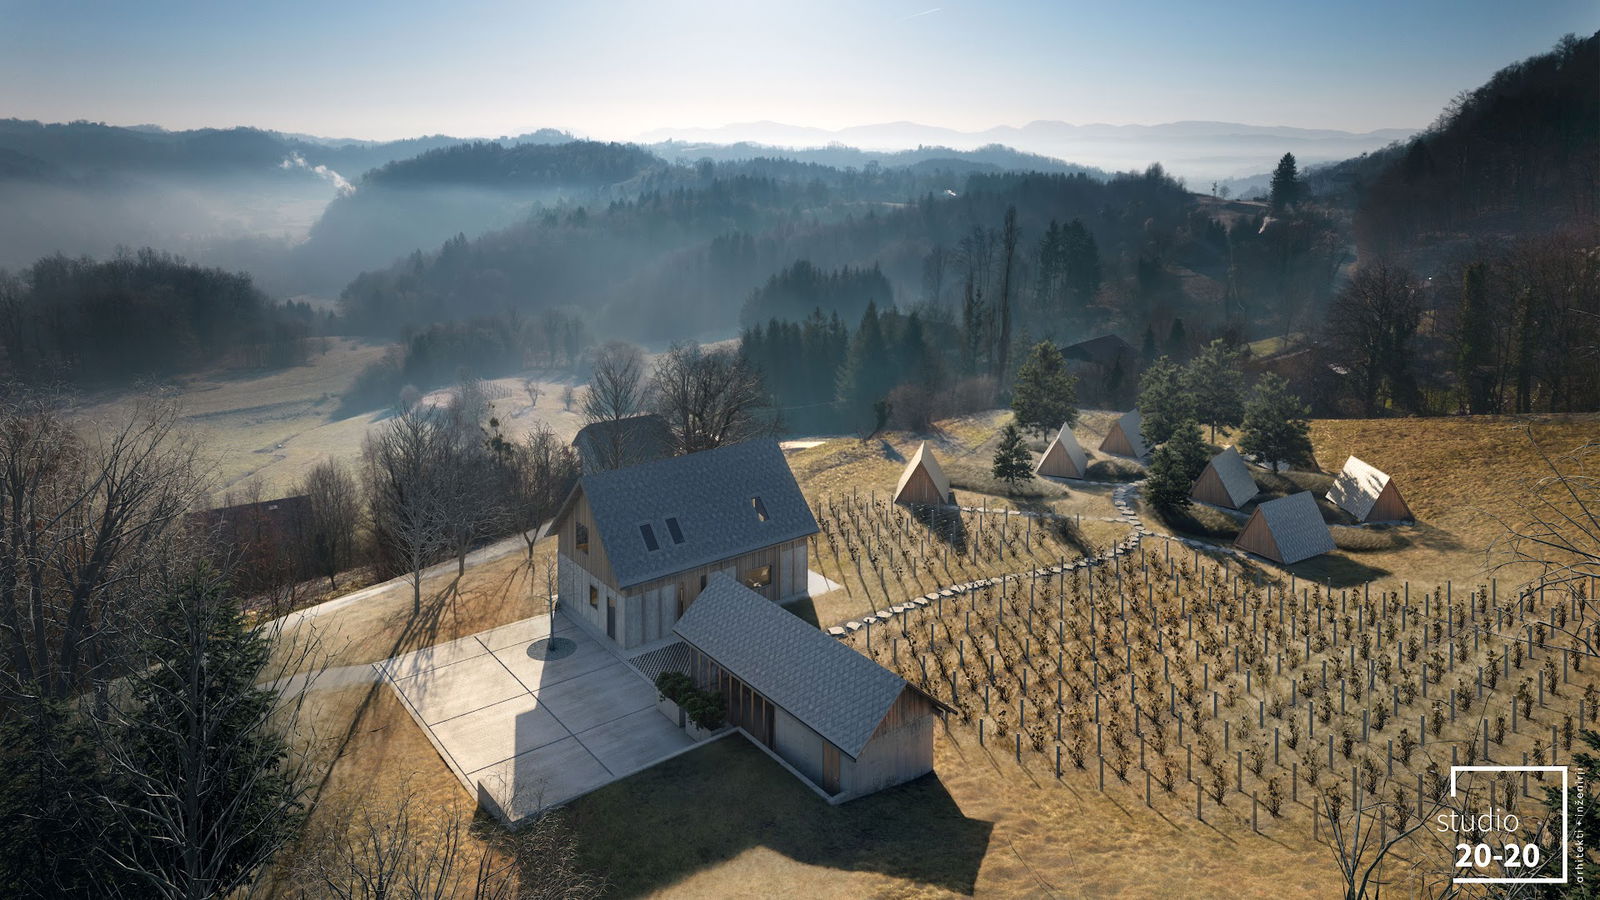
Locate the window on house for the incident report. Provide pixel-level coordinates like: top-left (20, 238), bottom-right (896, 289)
top-left (575, 523), bottom-right (589, 553)
top-left (665, 516), bottom-right (685, 544)
top-left (743, 565), bottom-right (772, 589)
top-left (751, 496), bottom-right (769, 522)
top-left (588, 585), bottom-right (598, 607)
top-left (639, 523), bottom-right (660, 552)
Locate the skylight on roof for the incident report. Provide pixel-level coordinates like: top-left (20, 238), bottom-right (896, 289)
top-left (752, 496), bottom-right (769, 522)
top-left (639, 523), bottom-right (660, 552)
top-left (665, 516), bottom-right (685, 544)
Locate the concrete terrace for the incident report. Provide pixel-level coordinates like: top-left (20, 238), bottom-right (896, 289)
top-left (376, 610), bottom-right (696, 821)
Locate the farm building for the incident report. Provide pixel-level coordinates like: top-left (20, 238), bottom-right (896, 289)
top-left (1098, 409), bottom-right (1148, 459)
top-left (571, 413), bottom-right (674, 473)
top-left (1326, 456), bottom-right (1413, 523)
top-left (1190, 446), bottom-right (1259, 509)
top-left (548, 439), bottom-right (819, 650)
top-left (672, 575), bottom-right (946, 802)
top-left (1234, 491), bottom-right (1335, 565)
top-left (1035, 423), bottom-right (1089, 479)
top-left (893, 441), bottom-right (953, 506)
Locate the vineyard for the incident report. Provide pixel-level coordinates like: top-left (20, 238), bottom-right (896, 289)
top-left (843, 531), bottom-right (1599, 888)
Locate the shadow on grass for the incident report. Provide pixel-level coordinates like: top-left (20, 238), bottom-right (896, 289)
top-left (566, 736), bottom-right (993, 897)
top-left (1281, 553), bottom-right (1391, 588)
top-left (1012, 496), bottom-right (1096, 558)
top-left (908, 504), bottom-right (969, 555)
top-left (782, 594), bottom-right (822, 629)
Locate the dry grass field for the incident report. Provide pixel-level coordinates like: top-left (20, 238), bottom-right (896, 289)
top-left (245, 404), bottom-right (1596, 897)
top-left (66, 339), bottom-right (588, 502)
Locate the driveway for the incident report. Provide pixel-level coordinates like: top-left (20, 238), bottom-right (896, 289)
top-left (378, 610), bottom-right (696, 821)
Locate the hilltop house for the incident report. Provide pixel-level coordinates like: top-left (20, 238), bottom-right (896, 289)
top-left (571, 413), bottom-right (674, 473)
top-left (548, 439), bottom-right (819, 650)
top-left (672, 575), bottom-right (946, 801)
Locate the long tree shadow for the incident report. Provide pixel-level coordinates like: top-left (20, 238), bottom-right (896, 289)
top-left (564, 735), bottom-right (993, 897)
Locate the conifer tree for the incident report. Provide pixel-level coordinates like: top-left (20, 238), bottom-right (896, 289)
top-left (992, 423), bottom-right (1034, 487)
top-left (836, 301), bottom-right (894, 433)
top-left (1185, 339), bottom-right (1246, 442)
top-left (1010, 341), bottom-right (1078, 437)
top-left (1269, 152), bottom-right (1302, 211)
top-left (1145, 419), bottom-right (1208, 511)
top-left (1137, 356), bottom-right (1192, 446)
top-left (1239, 373), bottom-right (1313, 472)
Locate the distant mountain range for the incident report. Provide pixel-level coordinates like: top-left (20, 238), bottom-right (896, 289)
top-left (636, 119), bottom-right (1418, 182)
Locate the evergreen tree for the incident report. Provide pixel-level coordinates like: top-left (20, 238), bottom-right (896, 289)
top-left (1136, 356), bottom-right (1192, 446)
top-left (1456, 262), bottom-right (1495, 413)
top-left (1269, 152), bottom-right (1302, 211)
top-left (1166, 318), bottom-right (1188, 361)
top-left (1184, 339), bottom-right (1246, 442)
top-left (836, 301), bottom-right (894, 433)
top-left (1238, 373), bottom-right (1313, 472)
top-left (1010, 341), bottom-right (1078, 437)
top-left (1141, 324), bottom-right (1158, 364)
top-left (992, 423), bottom-right (1034, 487)
top-left (1145, 419), bottom-right (1208, 511)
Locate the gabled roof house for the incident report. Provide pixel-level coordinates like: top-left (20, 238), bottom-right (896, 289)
top-left (1035, 423), bottom-right (1089, 479)
top-left (1099, 409), bottom-right (1148, 459)
top-left (1190, 446), bottom-right (1259, 509)
top-left (673, 575), bottom-right (945, 801)
top-left (549, 439), bottom-right (818, 650)
top-left (893, 441), bottom-right (952, 506)
top-left (1326, 456), bottom-right (1413, 522)
top-left (1234, 491), bottom-right (1335, 565)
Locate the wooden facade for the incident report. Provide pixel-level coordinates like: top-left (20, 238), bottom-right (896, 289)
top-left (1035, 439), bottom-right (1086, 479)
top-left (1360, 481), bottom-right (1412, 522)
top-left (1233, 510), bottom-right (1282, 563)
top-left (557, 489), bottom-right (809, 650)
top-left (1099, 420), bottom-right (1141, 458)
top-left (895, 463), bottom-right (946, 506)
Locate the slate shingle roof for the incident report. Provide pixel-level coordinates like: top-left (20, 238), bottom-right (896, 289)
top-left (1249, 491), bottom-right (1334, 564)
top-left (560, 439), bottom-right (818, 589)
top-left (571, 413), bottom-right (673, 472)
top-left (1109, 409), bottom-right (1147, 458)
top-left (1326, 456), bottom-right (1391, 521)
top-left (1204, 446), bottom-right (1259, 508)
top-left (673, 575), bottom-right (910, 758)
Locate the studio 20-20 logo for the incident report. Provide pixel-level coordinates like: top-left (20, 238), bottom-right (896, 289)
top-left (1445, 765), bottom-right (1577, 885)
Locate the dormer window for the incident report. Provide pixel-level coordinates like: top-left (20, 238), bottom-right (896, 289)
top-left (665, 517), bottom-right (685, 544)
top-left (639, 523), bottom-right (660, 552)
top-left (575, 523), bottom-right (590, 553)
top-left (752, 496), bottom-right (769, 522)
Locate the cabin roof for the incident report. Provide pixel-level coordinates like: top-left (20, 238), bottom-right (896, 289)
top-left (555, 439), bottom-right (818, 589)
top-left (1248, 491), bottom-right (1334, 564)
top-left (1037, 423), bottom-right (1088, 475)
top-left (673, 575), bottom-right (914, 759)
top-left (1205, 446), bottom-right (1259, 508)
top-left (1325, 456), bottom-right (1394, 520)
top-left (1113, 409), bottom-right (1147, 458)
top-left (571, 413), bottom-right (673, 472)
top-left (895, 441), bottom-right (951, 502)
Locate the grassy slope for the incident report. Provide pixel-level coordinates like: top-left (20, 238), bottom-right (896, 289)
top-left (263, 407), bottom-right (1594, 898)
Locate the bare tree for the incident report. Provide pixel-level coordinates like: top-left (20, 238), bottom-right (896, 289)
top-left (300, 458), bottom-right (361, 590)
top-left (1326, 261), bottom-right (1422, 416)
top-left (581, 341), bottom-right (649, 470)
top-left (650, 342), bottom-right (774, 454)
top-left (0, 392), bottom-right (202, 700)
top-left (440, 379), bottom-right (507, 580)
top-left (490, 424), bottom-right (579, 560)
top-left (362, 406), bottom-right (451, 614)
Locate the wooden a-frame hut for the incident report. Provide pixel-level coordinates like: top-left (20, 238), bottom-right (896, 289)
top-left (893, 441), bottom-right (952, 506)
top-left (1190, 446), bottom-right (1259, 509)
top-left (1098, 409), bottom-right (1147, 459)
top-left (1234, 491), bottom-right (1334, 565)
top-left (1035, 423), bottom-right (1089, 479)
top-left (1326, 456), bottom-right (1413, 523)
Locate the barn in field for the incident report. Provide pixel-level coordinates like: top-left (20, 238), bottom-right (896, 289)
top-left (547, 439), bottom-right (818, 650)
top-left (1190, 446), bottom-right (1259, 509)
top-left (571, 413), bottom-right (673, 473)
top-left (1098, 409), bottom-right (1148, 459)
top-left (1234, 491), bottom-right (1335, 565)
top-left (893, 441), bottom-right (952, 506)
top-left (1326, 456), bottom-right (1413, 523)
top-left (672, 575), bottom-right (946, 802)
top-left (1035, 423), bottom-right (1089, 479)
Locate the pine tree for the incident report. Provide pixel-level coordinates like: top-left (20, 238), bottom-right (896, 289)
top-left (1010, 341), bottom-right (1078, 437)
top-left (1238, 373), bottom-right (1313, 472)
top-left (1166, 318), bottom-right (1188, 361)
top-left (1269, 152), bottom-right (1302, 212)
top-left (1184, 339), bottom-right (1246, 442)
top-left (1145, 419), bottom-right (1208, 511)
top-left (992, 423), bottom-right (1034, 487)
top-left (1141, 324), bottom-right (1158, 364)
top-left (836, 301), bottom-right (894, 433)
top-left (1137, 356), bottom-right (1192, 446)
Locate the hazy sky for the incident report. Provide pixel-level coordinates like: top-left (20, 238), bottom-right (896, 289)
top-left (1, 0), bottom-right (1594, 140)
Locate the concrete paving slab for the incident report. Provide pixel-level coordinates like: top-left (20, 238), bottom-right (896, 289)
top-left (394, 653), bottom-right (526, 725)
top-left (380, 634), bottom-right (490, 680)
top-left (492, 629), bottom-right (615, 690)
top-left (534, 662), bottom-right (656, 733)
top-left (476, 614), bottom-right (575, 652)
top-left (576, 707), bottom-right (695, 775)
top-left (472, 734), bottom-right (615, 815)
top-left (427, 694), bottom-right (567, 774)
